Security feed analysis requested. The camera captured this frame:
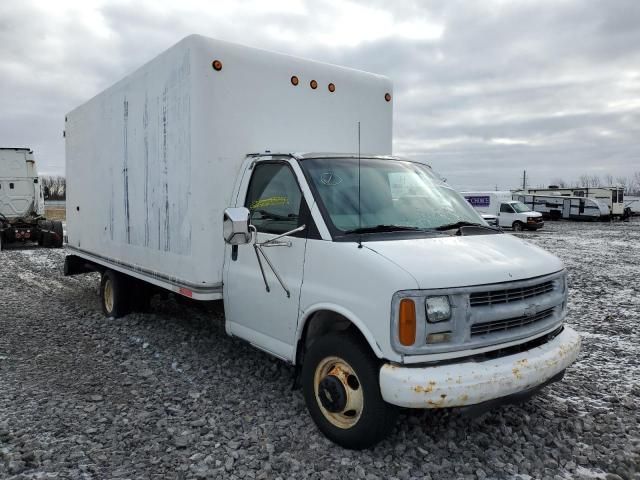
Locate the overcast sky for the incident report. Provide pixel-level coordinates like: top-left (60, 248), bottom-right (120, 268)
top-left (1, 0), bottom-right (639, 190)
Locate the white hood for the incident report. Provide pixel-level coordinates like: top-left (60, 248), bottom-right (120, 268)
top-left (365, 233), bottom-right (563, 289)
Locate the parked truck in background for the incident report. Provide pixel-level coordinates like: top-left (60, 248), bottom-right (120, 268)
top-left (64, 35), bottom-right (580, 448)
top-left (462, 191), bottom-right (544, 231)
top-left (0, 148), bottom-right (64, 250)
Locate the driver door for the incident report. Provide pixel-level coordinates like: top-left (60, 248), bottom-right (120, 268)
top-left (223, 161), bottom-right (307, 361)
top-left (498, 202), bottom-right (515, 227)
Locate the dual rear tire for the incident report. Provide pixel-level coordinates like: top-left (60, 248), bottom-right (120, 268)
top-left (100, 270), bottom-right (153, 318)
top-left (38, 220), bottom-right (64, 248)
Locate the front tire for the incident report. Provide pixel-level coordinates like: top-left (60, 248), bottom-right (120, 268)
top-left (100, 270), bottom-right (130, 318)
top-left (301, 333), bottom-right (398, 449)
top-left (512, 221), bottom-right (524, 232)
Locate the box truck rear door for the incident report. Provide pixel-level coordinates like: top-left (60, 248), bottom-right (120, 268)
top-left (223, 162), bottom-right (307, 361)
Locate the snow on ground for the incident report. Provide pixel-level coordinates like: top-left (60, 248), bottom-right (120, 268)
top-left (0, 219), bottom-right (639, 479)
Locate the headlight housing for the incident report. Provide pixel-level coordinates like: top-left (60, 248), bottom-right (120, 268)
top-left (426, 296), bottom-right (451, 323)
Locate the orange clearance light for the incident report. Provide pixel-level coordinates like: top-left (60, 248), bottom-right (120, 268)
top-left (398, 299), bottom-right (417, 346)
top-left (310, 79), bottom-right (318, 89)
top-left (385, 92), bottom-right (392, 102)
top-left (328, 83), bottom-right (336, 92)
top-left (291, 75), bottom-right (299, 86)
top-left (212, 60), bottom-right (223, 71)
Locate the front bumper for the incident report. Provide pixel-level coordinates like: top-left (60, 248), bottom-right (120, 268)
top-left (379, 326), bottom-right (580, 408)
top-left (527, 221), bottom-right (544, 230)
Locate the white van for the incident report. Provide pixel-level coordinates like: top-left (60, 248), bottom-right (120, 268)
top-left (463, 191), bottom-right (544, 231)
top-left (64, 35), bottom-right (580, 449)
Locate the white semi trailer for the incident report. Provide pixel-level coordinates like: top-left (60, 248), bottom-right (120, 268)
top-left (64, 35), bottom-right (580, 448)
top-left (0, 148), bottom-right (64, 250)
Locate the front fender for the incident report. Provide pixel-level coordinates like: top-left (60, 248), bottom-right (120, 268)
top-left (295, 302), bottom-right (394, 363)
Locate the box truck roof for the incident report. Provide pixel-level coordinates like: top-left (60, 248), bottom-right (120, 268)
top-left (65, 35), bottom-right (393, 292)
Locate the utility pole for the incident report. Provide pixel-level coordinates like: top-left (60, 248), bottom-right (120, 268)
top-left (522, 170), bottom-right (527, 191)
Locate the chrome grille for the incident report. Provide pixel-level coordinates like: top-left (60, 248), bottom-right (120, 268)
top-left (469, 280), bottom-right (554, 307)
top-left (471, 307), bottom-right (555, 336)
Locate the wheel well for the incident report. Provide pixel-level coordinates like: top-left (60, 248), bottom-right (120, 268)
top-left (296, 310), bottom-right (370, 366)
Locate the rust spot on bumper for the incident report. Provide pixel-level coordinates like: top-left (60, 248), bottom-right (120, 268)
top-left (414, 380), bottom-right (436, 393)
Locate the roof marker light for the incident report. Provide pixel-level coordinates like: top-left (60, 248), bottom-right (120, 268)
top-left (328, 83), bottom-right (335, 92)
top-left (310, 80), bottom-right (318, 89)
top-left (291, 75), bottom-right (299, 86)
top-left (212, 60), bottom-right (222, 71)
top-left (385, 92), bottom-right (392, 102)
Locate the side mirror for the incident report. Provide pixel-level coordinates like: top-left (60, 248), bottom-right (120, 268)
top-left (223, 207), bottom-right (252, 245)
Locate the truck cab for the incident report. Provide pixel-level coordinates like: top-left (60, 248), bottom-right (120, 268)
top-left (498, 200), bottom-right (544, 231)
top-left (0, 148), bottom-right (62, 250)
top-left (222, 153), bottom-right (579, 448)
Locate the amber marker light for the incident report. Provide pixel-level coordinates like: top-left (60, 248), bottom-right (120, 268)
top-left (291, 75), bottom-right (299, 86)
top-left (328, 83), bottom-right (336, 92)
top-left (212, 60), bottom-right (223, 71)
top-left (385, 92), bottom-right (392, 102)
top-left (310, 79), bottom-right (318, 89)
top-left (398, 298), bottom-right (417, 346)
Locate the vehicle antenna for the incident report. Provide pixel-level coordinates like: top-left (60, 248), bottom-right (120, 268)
top-left (357, 121), bottom-right (362, 249)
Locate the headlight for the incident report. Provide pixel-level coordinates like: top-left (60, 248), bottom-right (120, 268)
top-left (426, 296), bottom-right (451, 323)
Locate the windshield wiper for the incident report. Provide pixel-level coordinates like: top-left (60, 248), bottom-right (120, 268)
top-left (344, 224), bottom-right (423, 234)
top-left (255, 210), bottom-right (298, 221)
top-left (434, 221), bottom-right (485, 231)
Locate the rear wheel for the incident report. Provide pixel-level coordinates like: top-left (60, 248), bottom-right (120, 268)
top-left (302, 333), bottom-right (398, 449)
top-left (512, 221), bottom-right (524, 231)
top-left (100, 270), bottom-right (130, 318)
top-left (51, 221), bottom-right (64, 247)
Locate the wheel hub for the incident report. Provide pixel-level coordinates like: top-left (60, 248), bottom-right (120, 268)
top-left (318, 375), bottom-right (347, 413)
top-left (104, 279), bottom-right (114, 313)
top-left (313, 356), bottom-right (364, 429)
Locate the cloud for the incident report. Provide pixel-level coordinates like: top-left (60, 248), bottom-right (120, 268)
top-left (0, 0), bottom-right (638, 190)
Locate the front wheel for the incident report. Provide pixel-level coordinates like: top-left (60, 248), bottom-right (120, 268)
top-left (512, 221), bottom-right (524, 232)
top-left (301, 333), bottom-right (398, 449)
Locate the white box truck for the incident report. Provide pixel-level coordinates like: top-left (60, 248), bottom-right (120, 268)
top-left (65, 35), bottom-right (580, 449)
top-left (0, 148), bottom-right (64, 249)
top-left (462, 191), bottom-right (544, 231)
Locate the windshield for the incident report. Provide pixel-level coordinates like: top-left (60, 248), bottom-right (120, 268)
top-left (299, 157), bottom-right (484, 234)
top-left (511, 201), bottom-right (531, 213)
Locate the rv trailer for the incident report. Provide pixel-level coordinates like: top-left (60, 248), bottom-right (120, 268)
top-left (514, 193), bottom-right (609, 221)
top-left (524, 186), bottom-right (630, 219)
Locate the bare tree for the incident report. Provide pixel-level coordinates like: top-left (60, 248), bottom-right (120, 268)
top-left (604, 173), bottom-right (614, 186)
top-left (41, 176), bottom-right (66, 200)
top-left (615, 176), bottom-right (628, 190)
top-left (578, 174), bottom-right (590, 187)
top-left (631, 172), bottom-right (640, 195)
top-left (550, 178), bottom-right (567, 188)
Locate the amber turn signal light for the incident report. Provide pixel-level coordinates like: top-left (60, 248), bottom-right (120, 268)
top-left (398, 298), bottom-right (416, 346)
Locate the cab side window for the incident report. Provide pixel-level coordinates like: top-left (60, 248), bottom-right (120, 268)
top-left (500, 203), bottom-right (513, 213)
top-left (245, 163), bottom-right (302, 235)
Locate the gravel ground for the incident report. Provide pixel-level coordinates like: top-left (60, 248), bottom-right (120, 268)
top-left (1, 219), bottom-right (639, 479)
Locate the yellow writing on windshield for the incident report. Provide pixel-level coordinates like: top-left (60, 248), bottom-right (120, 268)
top-left (251, 196), bottom-right (289, 210)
